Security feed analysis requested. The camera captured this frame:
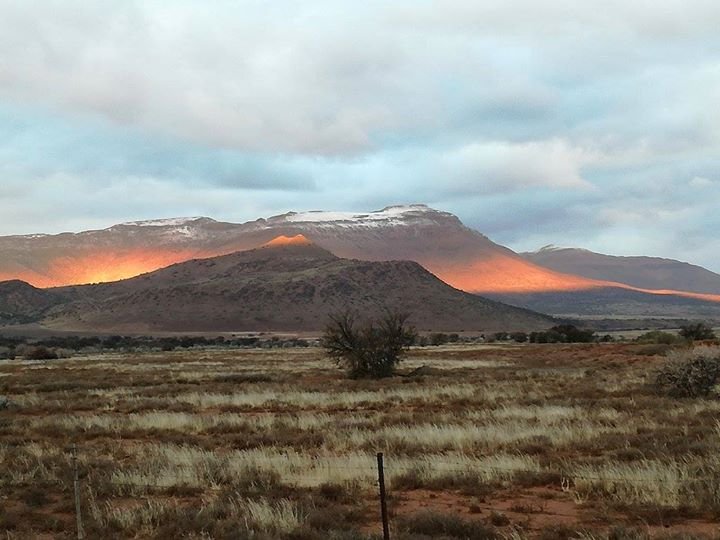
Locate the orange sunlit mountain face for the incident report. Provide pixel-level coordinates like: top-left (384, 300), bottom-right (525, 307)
top-left (430, 254), bottom-right (720, 302)
top-left (263, 234), bottom-right (312, 247)
top-left (431, 255), bottom-right (602, 294)
top-left (1, 249), bottom-right (214, 288)
top-left (3, 242), bottom-right (720, 305)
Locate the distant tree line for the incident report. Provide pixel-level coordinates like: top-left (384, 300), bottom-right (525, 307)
top-left (2, 320), bottom-right (714, 363)
top-left (0, 334), bottom-right (315, 360)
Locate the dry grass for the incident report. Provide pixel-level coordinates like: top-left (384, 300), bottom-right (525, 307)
top-left (2, 343), bottom-right (720, 538)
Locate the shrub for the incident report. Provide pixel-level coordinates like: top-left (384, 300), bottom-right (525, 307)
top-left (635, 331), bottom-right (683, 345)
top-left (679, 322), bottom-right (716, 341)
top-left (529, 325), bottom-right (595, 344)
top-left (429, 332), bottom-right (449, 346)
top-left (654, 347), bottom-right (720, 398)
top-left (321, 310), bottom-right (416, 379)
top-left (396, 510), bottom-right (498, 539)
top-left (24, 346), bottom-right (58, 360)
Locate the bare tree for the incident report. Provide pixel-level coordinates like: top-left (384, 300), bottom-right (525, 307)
top-left (322, 310), bottom-right (417, 379)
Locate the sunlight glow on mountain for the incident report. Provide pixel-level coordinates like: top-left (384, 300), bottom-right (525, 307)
top-left (0, 249), bottom-right (210, 287)
top-left (263, 234), bottom-right (312, 247)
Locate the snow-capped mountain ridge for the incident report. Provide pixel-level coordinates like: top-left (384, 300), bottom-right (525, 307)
top-left (116, 217), bottom-right (215, 228)
top-left (2, 204), bottom-right (720, 321)
top-left (267, 204), bottom-right (458, 228)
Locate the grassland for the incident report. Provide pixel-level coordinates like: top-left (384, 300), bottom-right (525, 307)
top-left (1, 343), bottom-right (720, 539)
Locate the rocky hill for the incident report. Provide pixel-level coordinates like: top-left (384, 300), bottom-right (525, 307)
top-left (0, 280), bottom-right (64, 325)
top-left (34, 238), bottom-right (555, 333)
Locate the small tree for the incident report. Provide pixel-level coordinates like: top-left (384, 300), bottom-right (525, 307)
top-left (322, 310), bottom-right (417, 379)
top-left (679, 323), bottom-right (716, 341)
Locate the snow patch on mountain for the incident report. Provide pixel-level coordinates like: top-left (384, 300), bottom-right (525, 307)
top-left (118, 217), bottom-right (211, 228)
top-left (275, 204), bottom-right (447, 228)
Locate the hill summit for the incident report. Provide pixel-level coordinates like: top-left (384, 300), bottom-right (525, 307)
top-left (263, 234), bottom-right (313, 247)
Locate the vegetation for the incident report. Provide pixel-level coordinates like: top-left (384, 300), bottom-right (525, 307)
top-left (396, 511), bottom-right (497, 538)
top-left (529, 324), bottom-right (595, 343)
top-left (23, 345), bottom-right (58, 360)
top-left (322, 310), bottom-right (417, 378)
top-left (654, 346), bottom-right (720, 398)
top-left (2, 342), bottom-right (720, 537)
top-left (635, 330), bottom-right (684, 345)
top-left (679, 322), bottom-right (717, 341)
top-left (0, 335), bottom-right (314, 360)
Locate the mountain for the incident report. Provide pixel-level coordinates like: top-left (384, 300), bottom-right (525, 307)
top-left (0, 205), bottom-right (598, 294)
top-left (0, 280), bottom-right (64, 325)
top-left (523, 246), bottom-right (720, 295)
top-left (486, 287), bottom-right (720, 320)
top-left (33, 238), bottom-right (554, 333)
top-left (2, 204), bottom-right (719, 322)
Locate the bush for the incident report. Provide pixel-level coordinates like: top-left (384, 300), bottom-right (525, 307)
top-left (529, 325), bottom-right (595, 344)
top-left (679, 322), bottom-right (716, 341)
top-left (321, 310), bottom-right (417, 379)
top-left (635, 331), bottom-right (683, 345)
top-left (429, 333), bottom-right (449, 346)
top-left (24, 346), bottom-right (58, 360)
top-left (493, 332), bottom-right (510, 342)
top-left (654, 347), bottom-right (720, 398)
top-left (396, 510), bottom-right (497, 539)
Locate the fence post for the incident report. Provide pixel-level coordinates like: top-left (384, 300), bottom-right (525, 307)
top-left (376, 452), bottom-right (390, 540)
top-left (72, 444), bottom-right (85, 540)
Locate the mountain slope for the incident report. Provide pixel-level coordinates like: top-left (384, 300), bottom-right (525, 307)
top-left (41, 239), bottom-right (554, 333)
top-left (262, 206), bottom-right (602, 294)
top-left (2, 205), bottom-right (720, 321)
top-left (523, 246), bottom-right (720, 295)
top-left (0, 205), bottom-right (600, 295)
top-left (0, 280), bottom-right (65, 324)
top-left (487, 287), bottom-right (720, 320)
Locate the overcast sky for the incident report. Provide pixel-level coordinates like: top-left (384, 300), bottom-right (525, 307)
top-left (1, 1), bottom-right (719, 271)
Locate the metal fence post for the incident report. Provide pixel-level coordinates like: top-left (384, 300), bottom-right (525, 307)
top-left (377, 452), bottom-right (390, 540)
top-left (72, 444), bottom-right (85, 539)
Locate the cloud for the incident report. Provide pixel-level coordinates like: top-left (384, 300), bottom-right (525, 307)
top-left (1, 1), bottom-right (715, 156)
top-left (0, 1), bottom-right (719, 272)
top-left (0, 1), bottom-right (408, 154)
top-left (438, 139), bottom-right (594, 194)
top-left (689, 176), bottom-right (715, 188)
top-left (0, 103), bottom-right (317, 191)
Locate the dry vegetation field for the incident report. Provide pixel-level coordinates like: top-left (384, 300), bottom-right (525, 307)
top-left (1, 342), bottom-right (720, 539)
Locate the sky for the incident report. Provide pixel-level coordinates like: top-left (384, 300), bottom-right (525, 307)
top-left (1, 0), bottom-right (719, 271)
